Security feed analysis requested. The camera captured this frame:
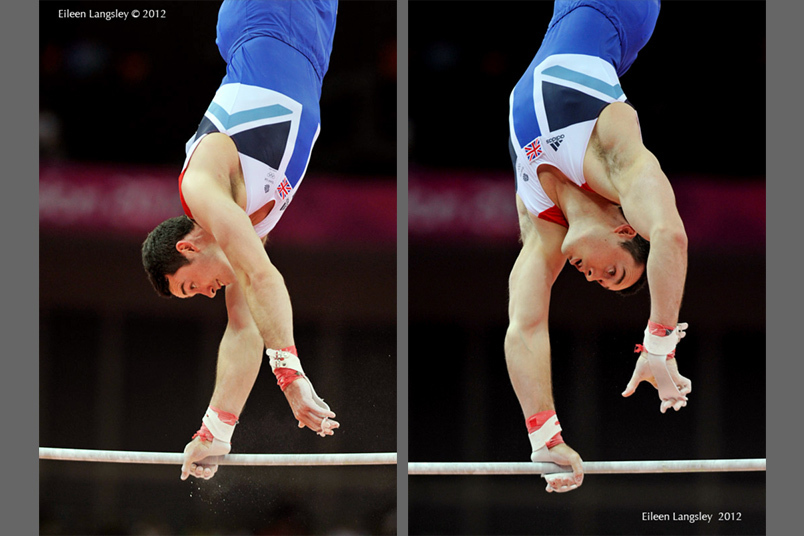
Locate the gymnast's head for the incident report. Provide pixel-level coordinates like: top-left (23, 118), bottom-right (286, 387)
top-left (142, 215), bottom-right (234, 299)
top-left (563, 223), bottom-right (649, 295)
top-left (615, 233), bottom-right (649, 295)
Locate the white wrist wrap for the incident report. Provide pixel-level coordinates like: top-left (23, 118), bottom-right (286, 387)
top-left (202, 407), bottom-right (236, 444)
top-left (642, 327), bottom-right (679, 356)
top-left (267, 348), bottom-right (305, 374)
top-left (528, 414), bottom-right (562, 461)
top-left (266, 348), bottom-right (332, 423)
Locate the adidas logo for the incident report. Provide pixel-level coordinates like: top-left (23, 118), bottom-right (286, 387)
top-left (545, 134), bottom-right (565, 151)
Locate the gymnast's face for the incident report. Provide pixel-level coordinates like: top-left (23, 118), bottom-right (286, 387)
top-left (563, 225), bottom-right (645, 291)
top-left (166, 242), bottom-right (234, 299)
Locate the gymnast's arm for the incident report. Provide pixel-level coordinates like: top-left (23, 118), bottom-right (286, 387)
top-left (590, 104), bottom-right (691, 411)
top-left (178, 276), bottom-right (265, 481)
top-left (209, 280), bottom-right (265, 417)
top-left (620, 158), bottom-right (687, 328)
top-left (505, 202), bottom-right (584, 491)
top-left (180, 134), bottom-right (297, 352)
top-left (179, 134), bottom-right (336, 432)
top-left (595, 104), bottom-right (688, 327)
top-left (504, 214), bottom-right (566, 420)
top-left (617, 159), bottom-right (691, 411)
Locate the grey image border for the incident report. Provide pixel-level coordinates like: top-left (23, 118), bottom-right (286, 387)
top-left (766, 0), bottom-right (795, 534)
top-left (396, 0), bottom-right (410, 535)
top-left (10, 0), bottom-right (38, 533)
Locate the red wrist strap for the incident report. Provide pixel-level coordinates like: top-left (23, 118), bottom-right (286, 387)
top-left (635, 343), bottom-right (675, 360)
top-left (272, 345), bottom-right (304, 391)
top-left (274, 368), bottom-right (305, 390)
top-left (192, 423), bottom-right (214, 443)
top-left (208, 406), bottom-right (239, 425)
top-left (192, 407), bottom-right (239, 442)
top-left (546, 434), bottom-right (564, 449)
top-left (647, 320), bottom-right (675, 337)
top-left (526, 410), bottom-right (564, 448)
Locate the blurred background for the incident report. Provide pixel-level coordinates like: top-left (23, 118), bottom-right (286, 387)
top-left (39, 1), bottom-right (397, 535)
top-left (408, 1), bottom-right (765, 535)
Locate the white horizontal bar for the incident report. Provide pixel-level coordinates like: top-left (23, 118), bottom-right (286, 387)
top-left (39, 447), bottom-right (396, 466)
top-left (408, 459), bottom-right (765, 475)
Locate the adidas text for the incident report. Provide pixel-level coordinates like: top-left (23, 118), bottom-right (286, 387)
top-left (546, 134), bottom-right (565, 151)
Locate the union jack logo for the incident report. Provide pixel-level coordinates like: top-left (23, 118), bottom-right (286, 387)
top-left (524, 138), bottom-right (542, 162)
top-left (277, 177), bottom-right (292, 200)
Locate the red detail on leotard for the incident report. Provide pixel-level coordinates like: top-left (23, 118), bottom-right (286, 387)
top-left (536, 182), bottom-right (598, 228)
top-left (178, 168), bottom-right (194, 219)
top-left (537, 206), bottom-right (569, 227)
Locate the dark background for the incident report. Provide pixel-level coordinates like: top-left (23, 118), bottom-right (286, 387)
top-left (408, 0), bottom-right (765, 179)
top-left (39, 0), bottom-right (397, 176)
top-left (408, 1), bottom-right (766, 535)
top-left (39, 1), bottom-right (397, 535)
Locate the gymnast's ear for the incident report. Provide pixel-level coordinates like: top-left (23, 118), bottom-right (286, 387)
top-left (176, 240), bottom-right (200, 255)
top-left (613, 223), bottom-right (637, 238)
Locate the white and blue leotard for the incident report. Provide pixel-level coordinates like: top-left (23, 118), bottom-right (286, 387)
top-left (180, 0), bottom-right (338, 238)
top-left (509, 0), bottom-right (659, 226)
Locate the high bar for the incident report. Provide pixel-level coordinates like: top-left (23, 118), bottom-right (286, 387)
top-left (39, 447), bottom-right (397, 466)
top-left (408, 459), bottom-right (765, 475)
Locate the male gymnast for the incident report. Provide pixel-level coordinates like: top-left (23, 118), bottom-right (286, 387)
top-left (505, 0), bottom-right (690, 493)
top-left (141, 0), bottom-right (340, 481)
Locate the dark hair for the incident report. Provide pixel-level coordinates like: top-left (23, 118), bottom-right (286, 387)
top-left (141, 215), bottom-right (195, 297)
top-left (615, 233), bottom-right (650, 296)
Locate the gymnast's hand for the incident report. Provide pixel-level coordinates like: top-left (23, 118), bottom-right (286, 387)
top-left (283, 377), bottom-right (340, 437)
top-left (180, 435), bottom-right (230, 481)
top-left (542, 443), bottom-right (584, 493)
top-left (622, 352), bottom-right (691, 413)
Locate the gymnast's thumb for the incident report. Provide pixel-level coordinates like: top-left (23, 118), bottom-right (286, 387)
top-left (622, 379), bottom-right (638, 397)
